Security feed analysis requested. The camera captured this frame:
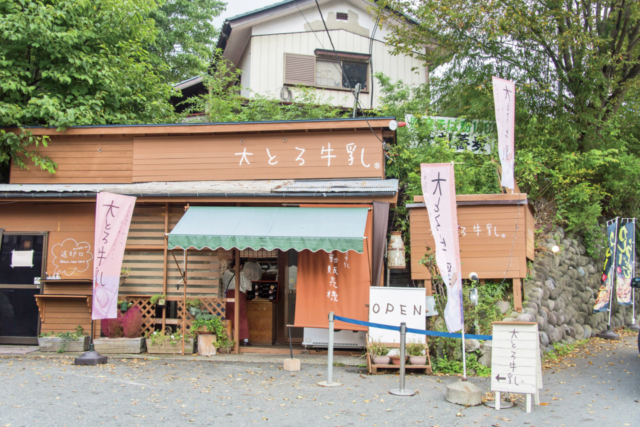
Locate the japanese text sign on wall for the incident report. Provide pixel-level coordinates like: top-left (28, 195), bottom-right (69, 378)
top-left (490, 322), bottom-right (543, 410)
top-left (492, 77), bottom-right (516, 190)
top-left (92, 192), bottom-right (136, 320)
top-left (51, 238), bottom-right (93, 277)
top-left (420, 163), bottom-right (464, 332)
top-left (368, 287), bottom-right (426, 344)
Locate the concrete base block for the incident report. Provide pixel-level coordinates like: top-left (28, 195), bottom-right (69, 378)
top-left (283, 358), bottom-right (300, 371)
top-left (445, 381), bottom-right (483, 406)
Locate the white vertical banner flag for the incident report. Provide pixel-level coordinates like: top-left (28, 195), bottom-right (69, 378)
top-left (492, 77), bottom-right (516, 190)
top-left (420, 163), bottom-right (464, 332)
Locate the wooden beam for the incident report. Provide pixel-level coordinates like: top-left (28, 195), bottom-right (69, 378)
top-left (513, 278), bottom-right (522, 312)
top-left (15, 119), bottom-right (393, 137)
top-left (234, 249), bottom-right (240, 355)
top-left (162, 203), bottom-right (169, 332)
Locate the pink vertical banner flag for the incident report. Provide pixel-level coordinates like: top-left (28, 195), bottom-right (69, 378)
top-left (92, 192), bottom-right (136, 320)
top-left (492, 76), bottom-right (516, 190)
top-left (420, 163), bottom-right (464, 332)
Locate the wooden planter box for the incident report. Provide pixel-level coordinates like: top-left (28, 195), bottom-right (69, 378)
top-left (146, 338), bottom-right (195, 354)
top-left (94, 337), bottom-right (146, 354)
top-left (38, 335), bottom-right (90, 352)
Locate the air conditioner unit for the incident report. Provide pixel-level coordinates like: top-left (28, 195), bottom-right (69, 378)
top-left (302, 327), bottom-right (366, 348)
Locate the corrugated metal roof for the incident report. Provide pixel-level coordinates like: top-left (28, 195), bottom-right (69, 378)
top-left (0, 179), bottom-right (398, 196)
top-left (273, 179), bottom-right (398, 193)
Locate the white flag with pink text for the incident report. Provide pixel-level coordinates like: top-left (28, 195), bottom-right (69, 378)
top-left (492, 76), bottom-right (516, 190)
top-left (92, 192), bottom-right (136, 320)
top-left (420, 163), bottom-right (464, 333)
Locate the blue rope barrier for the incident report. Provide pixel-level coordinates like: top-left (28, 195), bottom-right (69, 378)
top-left (333, 314), bottom-right (492, 341)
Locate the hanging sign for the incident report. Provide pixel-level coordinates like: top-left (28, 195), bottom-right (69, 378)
top-left (420, 162), bottom-right (464, 333)
top-left (594, 220), bottom-right (618, 312)
top-left (490, 322), bottom-right (543, 412)
top-left (368, 287), bottom-right (426, 344)
top-left (492, 77), bottom-right (516, 190)
top-left (616, 220), bottom-right (635, 305)
top-left (92, 192), bottom-right (136, 320)
top-left (405, 114), bottom-right (496, 154)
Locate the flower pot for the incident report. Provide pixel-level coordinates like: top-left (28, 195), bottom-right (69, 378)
top-left (156, 298), bottom-right (166, 307)
top-left (389, 355), bottom-right (407, 366)
top-left (372, 355), bottom-right (391, 365)
top-left (146, 337), bottom-right (195, 354)
top-left (193, 325), bottom-right (213, 335)
top-left (189, 307), bottom-right (198, 316)
top-left (120, 302), bottom-right (129, 312)
top-left (94, 337), bottom-right (146, 354)
top-left (409, 356), bottom-right (427, 365)
top-left (38, 335), bottom-right (90, 352)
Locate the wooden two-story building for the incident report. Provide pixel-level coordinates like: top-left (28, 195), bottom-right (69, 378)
top-left (0, 118), bottom-right (397, 352)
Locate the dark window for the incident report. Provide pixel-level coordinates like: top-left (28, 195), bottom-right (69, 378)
top-left (336, 12), bottom-right (348, 21)
top-left (342, 61), bottom-right (368, 91)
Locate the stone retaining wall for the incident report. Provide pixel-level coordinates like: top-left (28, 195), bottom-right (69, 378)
top-left (501, 227), bottom-right (639, 353)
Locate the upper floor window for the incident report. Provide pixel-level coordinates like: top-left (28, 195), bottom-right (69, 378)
top-left (284, 50), bottom-right (369, 92)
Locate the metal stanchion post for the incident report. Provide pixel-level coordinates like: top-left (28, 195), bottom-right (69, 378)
top-left (318, 312), bottom-right (341, 387)
top-left (390, 323), bottom-right (416, 396)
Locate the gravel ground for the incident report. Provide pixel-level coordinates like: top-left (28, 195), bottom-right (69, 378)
top-left (0, 334), bottom-right (638, 427)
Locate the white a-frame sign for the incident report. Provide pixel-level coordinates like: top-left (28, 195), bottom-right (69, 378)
top-left (490, 322), bottom-right (543, 413)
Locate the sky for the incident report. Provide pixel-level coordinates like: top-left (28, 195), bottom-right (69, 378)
top-left (212, 0), bottom-right (285, 30)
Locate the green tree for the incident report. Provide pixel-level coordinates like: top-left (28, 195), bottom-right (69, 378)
top-left (376, 0), bottom-right (640, 252)
top-left (148, 0), bottom-right (225, 83)
top-left (0, 0), bottom-right (178, 176)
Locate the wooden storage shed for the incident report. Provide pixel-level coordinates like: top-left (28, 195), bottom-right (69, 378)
top-left (407, 193), bottom-right (535, 311)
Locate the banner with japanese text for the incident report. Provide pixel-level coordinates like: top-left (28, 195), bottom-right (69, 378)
top-left (420, 163), bottom-right (464, 332)
top-left (92, 192), bottom-right (136, 320)
top-left (594, 221), bottom-right (618, 312)
top-left (492, 77), bottom-right (516, 190)
top-left (294, 208), bottom-right (372, 331)
top-left (616, 220), bottom-right (635, 306)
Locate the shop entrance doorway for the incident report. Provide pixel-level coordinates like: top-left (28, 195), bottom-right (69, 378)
top-left (0, 232), bottom-right (46, 344)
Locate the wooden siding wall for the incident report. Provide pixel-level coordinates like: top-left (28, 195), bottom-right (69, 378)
top-left (120, 205), bottom-right (222, 299)
top-left (131, 132), bottom-right (383, 182)
top-left (0, 203), bottom-right (95, 279)
top-left (9, 130), bottom-right (385, 184)
top-left (10, 138), bottom-right (133, 184)
top-left (0, 203), bottom-right (97, 334)
top-left (248, 31), bottom-right (425, 109)
top-left (410, 204), bottom-right (528, 281)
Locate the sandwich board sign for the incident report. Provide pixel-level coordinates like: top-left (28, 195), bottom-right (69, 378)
top-left (490, 322), bottom-right (543, 413)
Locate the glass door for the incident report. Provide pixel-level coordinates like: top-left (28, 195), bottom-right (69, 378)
top-left (0, 233), bottom-right (46, 344)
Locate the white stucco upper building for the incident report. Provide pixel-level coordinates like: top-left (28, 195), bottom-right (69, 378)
top-left (176, 0), bottom-right (426, 111)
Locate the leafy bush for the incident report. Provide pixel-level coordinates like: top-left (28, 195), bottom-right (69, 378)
top-left (101, 305), bottom-right (143, 338)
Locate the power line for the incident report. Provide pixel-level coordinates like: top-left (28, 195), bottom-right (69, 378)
top-left (312, 0), bottom-right (385, 145)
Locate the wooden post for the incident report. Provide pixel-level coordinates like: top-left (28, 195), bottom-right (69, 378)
top-left (425, 279), bottom-right (432, 296)
top-left (181, 250), bottom-right (188, 355)
top-left (234, 249), bottom-right (240, 354)
top-left (162, 203), bottom-right (169, 332)
top-left (513, 278), bottom-right (522, 312)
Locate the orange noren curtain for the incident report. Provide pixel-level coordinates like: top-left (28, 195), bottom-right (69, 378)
top-left (294, 205), bottom-right (372, 331)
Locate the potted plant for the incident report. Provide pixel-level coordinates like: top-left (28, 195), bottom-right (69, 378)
top-left (186, 298), bottom-right (202, 316)
top-left (368, 339), bottom-right (391, 365)
top-left (406, 340), bottom-right (428, 365)
top-left (145, 330), bottom-right (195, 354)
top-left (150, 294), bottom-right (167, 307)
top-left (38, 326), bottom-right (89, 353)
top-left (119, 299), bottom-right (132, 313)
top-left (190, 312), bottom-right (234, 356)
top-left (120, 268), bottom-right (131, 286)
top-left (94, 306), bottom-right (146, 354)
top-left (389, 354), bottom-right (407, 365)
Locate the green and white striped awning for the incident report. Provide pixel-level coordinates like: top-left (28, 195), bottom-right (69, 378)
top-left (168, 206), bottom-right (368, 253)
